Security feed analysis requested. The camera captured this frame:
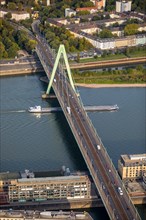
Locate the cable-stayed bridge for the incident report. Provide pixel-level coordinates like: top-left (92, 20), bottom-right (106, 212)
top-left (32, 21), bottom-right (141, 220)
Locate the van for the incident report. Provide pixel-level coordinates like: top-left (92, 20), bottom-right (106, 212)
top-left (67, 106), bottom-right (71, 114)
top-left (97, 145), bottom-right (101, 150)
top-left (118, 187), bottom-right (123, 195)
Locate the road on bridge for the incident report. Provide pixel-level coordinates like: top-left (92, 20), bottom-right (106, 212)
top-left (32, 20), bottom-right (141, 220)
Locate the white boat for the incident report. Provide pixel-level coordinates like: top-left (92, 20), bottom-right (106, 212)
top-left (28, 106), bottom-right (62, 113)
top-left (28, 106), bottom-right (42, 112)
top-left (109, 104), bottom-right (119, 111)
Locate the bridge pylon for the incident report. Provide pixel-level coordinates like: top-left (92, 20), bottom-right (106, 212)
top-left (46, 44), bottom-right (76, 95)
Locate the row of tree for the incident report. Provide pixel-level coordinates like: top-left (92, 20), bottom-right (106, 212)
top-left (39, 0), bottom-right (94, 20)
top-left (93, 23), bottom-right (140, 38)
top-left (72, 65), bottom-right (145, 84)
top-left (1, 0), bottom-right (41, 13)
top-left (39, 23), bottom-right (93, 52)
top-left (0, 19), bottom-right (36, 59)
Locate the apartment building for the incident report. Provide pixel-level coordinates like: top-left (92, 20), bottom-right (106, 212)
top-left (116, 0), bottom-right (132, 13)
top-left (118, 154), bottom-right (146, 179)
top-left (0, 10), bottom-right (30, 21)
top-left (8, 174), bottom-right (91, 202)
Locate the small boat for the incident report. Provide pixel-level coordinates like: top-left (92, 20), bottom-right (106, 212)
top-left (28, 106), bottom-right (62, 113)
top-left (109, 104), bottom-right (119, 111)
top-left (28, 106), bottom-right (42, 112)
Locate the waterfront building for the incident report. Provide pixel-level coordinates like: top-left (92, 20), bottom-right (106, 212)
top-left (118, 154), bottom-right (146, 179)
top-left (0, 210), bottom-right (93, 220)
top-left (143, 173), bottom-right (146, 190)
top-left (8, 175), bottom-right (91, 202)
top-left (0, 169), bottom-right (91, 203)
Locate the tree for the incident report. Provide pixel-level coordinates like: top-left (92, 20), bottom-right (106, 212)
top-left (76, 52), bottom-right (80, 63)
top-left (125, 47), bottom-right (130, 57)
top-left (124, 24), bottom-right (139, 36)
top-left (7, 42), bottom-right (20, 58)
top-left (0, 42), bottom-right (6, 59)
top-left (136, 65), bottom-right (144, 72)
top-left (17, 3), bottom-right (23, 11)
top-left (7, 2), bottom-right (17, 10)
top-left (77, 11), bottom-right (90, 16)
top-left (25, 39), bottom-right (37, 53)
top-left (99, 29), bottom-right (114, 38)
top-left (4, 12), bottom-right (12, 20)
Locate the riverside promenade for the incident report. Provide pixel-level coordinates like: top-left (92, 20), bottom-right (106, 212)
top-left (0, 56), bottom-right (145, 76)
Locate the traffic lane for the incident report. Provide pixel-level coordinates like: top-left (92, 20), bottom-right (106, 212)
top-left (75, 109), bottom-right (137, 219)
top-left (54, 80), bottom-right (134, 220)
top-left (66, 89), bottom-right (134, 220)
top-left (35, 40), bottom-right (139, 218)
top-left (62, 90), bottom-right (129, 220)
top-left (37, 44), bottom-right (136, 220)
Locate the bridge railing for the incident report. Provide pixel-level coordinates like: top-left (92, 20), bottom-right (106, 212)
top-left (76, 90), bottom-right (140, 219)
top-left (35, 37), bottom-right (140, 220)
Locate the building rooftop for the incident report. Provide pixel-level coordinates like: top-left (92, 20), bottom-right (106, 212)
top-left (121, 154), bottom-right (146, 162)
top-left (18, 175), bottom-right (88, 183)
top-left (0, 172), bottom-right (20, 181)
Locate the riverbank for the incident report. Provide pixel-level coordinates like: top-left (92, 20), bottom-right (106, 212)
top-left (0, 56), bottom-right (146, 77)
top-left (75, 83), bottom-right (146, 88)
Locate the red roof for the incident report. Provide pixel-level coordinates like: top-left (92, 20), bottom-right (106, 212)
top-left (76, 7), bottom-right (97, 12)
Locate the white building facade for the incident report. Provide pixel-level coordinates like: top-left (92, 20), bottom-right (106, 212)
top-left (116, 1), bottom-right (132, 13)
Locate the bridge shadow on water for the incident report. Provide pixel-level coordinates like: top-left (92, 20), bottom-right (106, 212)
top-left (50, 97), bottom-right (87, 171)
top-left (39, 74), bottom-right (87, 171)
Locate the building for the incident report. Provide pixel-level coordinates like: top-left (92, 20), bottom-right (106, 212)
top-left (95, 0), bottom-right (106, 10)
top-left (143, 173), bottom-right (146, 190)
top-left (118, 154), bottom-right (146, 179)
top-left (8, 175), bottom-right (91, 202)
top-left (76, 7), bottom-right (98, 14)
top-left (0, 210), bottom-right (93, 220)
top-left (0, 10), bottom-right (30, 21)
top-left (116, 0), bottom-right (132, 13)
top-left (0, 0), bottom-right (6, 5)
top-left (65, 8), bottom-right (76, 17)
top-left (39, 0), bottom-right (51, 6)
top-left (0, 169), bottom-right (91, 203)
top-left (90, 0), bottom-right (106, 9)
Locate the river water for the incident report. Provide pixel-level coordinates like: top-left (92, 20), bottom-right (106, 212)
top-left (0, 73), bottom-right (145, 219)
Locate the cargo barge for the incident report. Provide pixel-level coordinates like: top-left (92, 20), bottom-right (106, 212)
top-left (28, 105), bottom-right (119, 113)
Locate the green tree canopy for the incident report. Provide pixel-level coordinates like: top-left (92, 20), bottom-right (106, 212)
top-left (7, 2), bottom-right (17, 10)
top-left (124, 24), bottom-right (139, 36)
top-left (99, 29), bottom-right (114, 38)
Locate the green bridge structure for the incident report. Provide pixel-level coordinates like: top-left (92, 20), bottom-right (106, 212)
top-left (32, 21), bottom-right (141, 220)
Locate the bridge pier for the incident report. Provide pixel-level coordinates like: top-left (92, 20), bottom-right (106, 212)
top-left (42, 94), bottom-right (56, 99)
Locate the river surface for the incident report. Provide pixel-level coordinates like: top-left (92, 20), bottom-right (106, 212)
top-left (0, 73), bottom-right (146, 219)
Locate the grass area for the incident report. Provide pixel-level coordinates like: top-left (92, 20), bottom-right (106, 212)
top-left (70, 49), bottom-right (146, 64)
top-left (78, 54), bottom-right (127, 63)
top-left (72, 67), bottom-right (146, 84)
top-left (129, 50), bottom-right (146, 58)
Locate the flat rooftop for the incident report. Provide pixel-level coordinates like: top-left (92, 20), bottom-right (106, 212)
top-left (120, 154), bottom-right (146, 163)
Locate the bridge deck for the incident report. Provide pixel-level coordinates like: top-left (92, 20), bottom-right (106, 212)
top-left (32, 20), bottom-right (141, 220)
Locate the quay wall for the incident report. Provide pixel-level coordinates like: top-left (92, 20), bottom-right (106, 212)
top-left (0, 195), bottom-right (145, 211)
top-left (0, 57), bottom-right (146, 76)
top-left (0, 68), bottom-right (44, 76)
